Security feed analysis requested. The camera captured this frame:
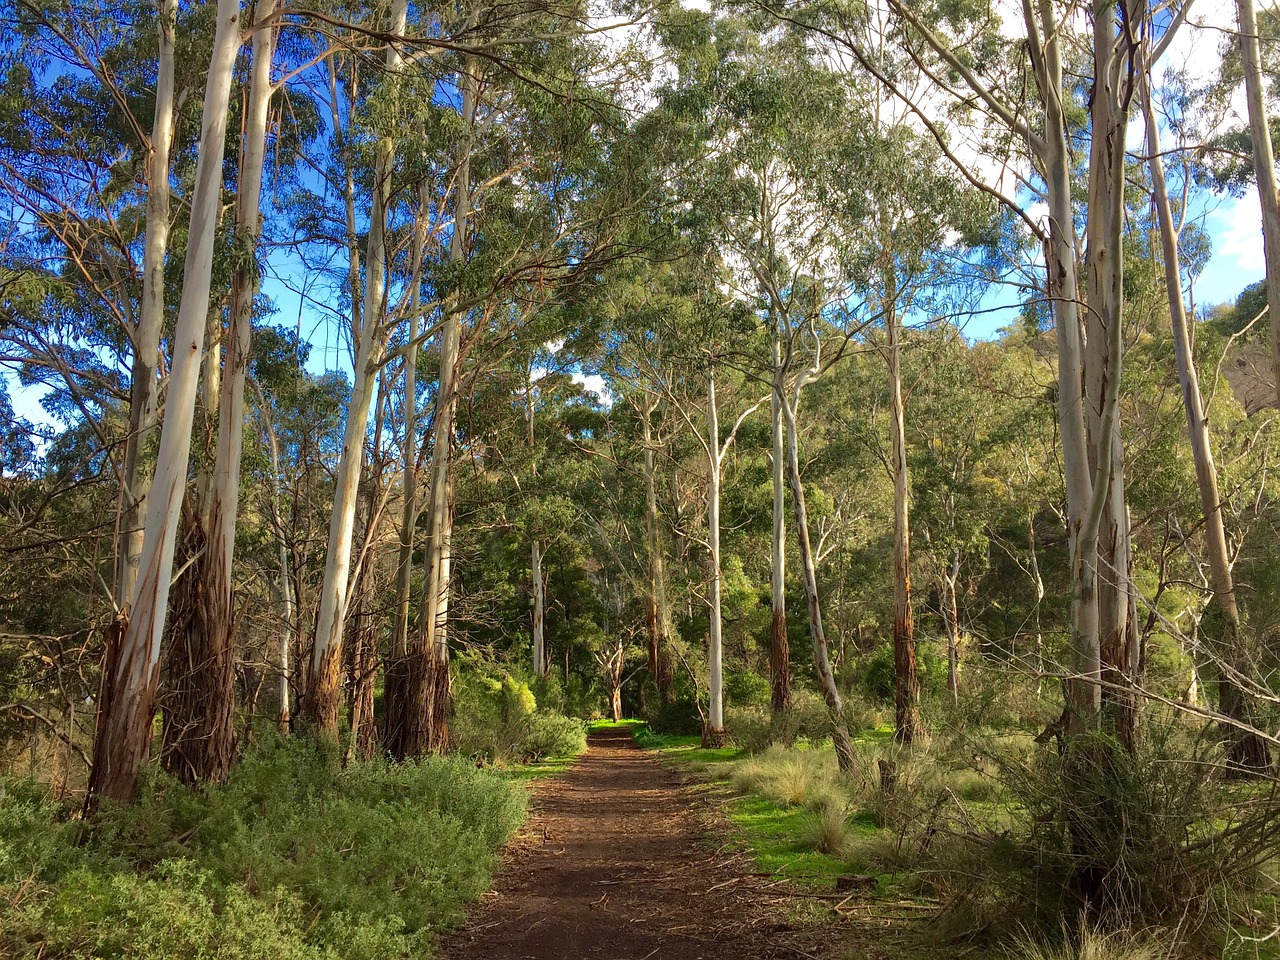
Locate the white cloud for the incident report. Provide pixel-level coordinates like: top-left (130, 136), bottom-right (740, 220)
top-left (1212, 188), bottom-right (1265, 275)
top-left (574, 372), bottom-right (612, 405)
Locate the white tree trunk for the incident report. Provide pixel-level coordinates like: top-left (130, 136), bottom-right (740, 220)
top-left (162, 0), bottom-right (275, 786)
top-left (253, 381), bottom-right (294, 730)
top-left (1235, 0), bottom-right (1280, 409)
top-left (398, 55), bottom-right (477, 756)
top-left (640, 397), bottom-right (672, 699)
top-left (393, 183), bottom-right (429, 664)
top-left (532, 539), bottom-right (546, 676)
top-left (115, 0), bottom-right (177, 610)
top-left (87, 0), bottom-right (242, 804)
top-left (308, 0), bottom-right (407, 734)
top-left (1143, 72), bottom-right (1270, 767)
top-left (943, 548), bottom-right (961, 707)
top-left (706, 368), bottom-right (724, 737)
top-left (769, 330), bottom-right (790, 714)
top-left (1025, 0), bottom-right (1099, 728)
top-left (886, 295), bottom-right (922, 744)
top-left (781, 382), bottom-right (855, 772)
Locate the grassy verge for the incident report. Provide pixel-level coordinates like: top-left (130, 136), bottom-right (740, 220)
top-left (0, 733), bottom-right (529, 960)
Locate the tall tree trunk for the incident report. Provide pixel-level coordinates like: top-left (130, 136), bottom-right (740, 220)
top-left (86, 0), bottom-right (242, 806)
top-left (886, 294), bottom-right (923, 744)
top-left (1024, 0), bottom-right (1100, 731)
top-left (1027, 510), bottom-right (1045, 695)
top-left (639, 397), bottom-right (674, 700)
top-left (705, 367), bottom-right (725, 742)
top-left (116, 0), bottom-right (177, 611)
top-left (532, 539), bottom-right (546, 676)
top-left (943, 548), bottom-right (961, 707)
top-left (769, 331), bottom-right (791, 715)
top-left (1142, 76), bottom-right (1270, 769)
top-left (782, 383), bottom-right (855, 772)
top-left (398, 55), bottom-right (476, 757)
top-left (307, 0), bottom-right (406, 736)
top-left (386, 182), bottom-right (429, 754)
top-left (1235, 0), bottom-right (1280, 409)
top-left (254, 385), bottom-right (294, 731)
top-left (528, 366), bottom-right (547, 678)
top-left (161, 0), bottom-right (275, 785)
top-left (1083, 1), bottom-right (1139, 747)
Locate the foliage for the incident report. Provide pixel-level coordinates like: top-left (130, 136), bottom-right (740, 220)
top-left (0, 735), bottom-right (527, 959)
top-left (451, 668), bottom-right (587, 764)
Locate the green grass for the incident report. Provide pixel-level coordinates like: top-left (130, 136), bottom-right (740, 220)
top-left (587, 718), bottom-right (646, 732)
top-left (632, 726), bottom-right (743, 765)
top-left (503, 754), bottom-right (581, 781)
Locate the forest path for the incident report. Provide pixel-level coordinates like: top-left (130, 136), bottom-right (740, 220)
top-left (438, 728), bottom-right (864, 960)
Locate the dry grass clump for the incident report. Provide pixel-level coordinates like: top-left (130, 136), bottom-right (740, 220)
top-left (1012, 927), bottom-right (1176, 960)
top-left (730, 745), bottom-right (842, 810)
top-left (800, 800), bottom-right (852, 856)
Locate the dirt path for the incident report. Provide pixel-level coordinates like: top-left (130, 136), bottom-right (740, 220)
top-left (439, 729), bottom-right (861, 960)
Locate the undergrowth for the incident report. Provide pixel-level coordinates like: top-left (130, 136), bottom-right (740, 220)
top-left (644, 695), bottom-right (1280, 958)
top-left (0, 733), bottom-right (528, 959)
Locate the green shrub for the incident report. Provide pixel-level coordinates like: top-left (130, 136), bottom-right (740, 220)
top-left (725, 671), bottom-right (770, 708)
top-left (517, 713), bottom-right (587, 762)
top-left (0, 734), bottom-right (527, 960)
top-left (451, 668), bottom-right (586, 764)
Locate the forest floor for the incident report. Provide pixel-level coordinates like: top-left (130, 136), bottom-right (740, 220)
top-left (438, 727), bottom-right (915, 960)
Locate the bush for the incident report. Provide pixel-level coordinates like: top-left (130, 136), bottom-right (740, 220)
top-left (451, 669), bottom-right (587, 764)
top-left (853, 643), bottom-right (948, 704)
top-left (517, 713), bottom-right (587, 762)
top-left (726, 690), bottom-right (842, 752)
top-left (0, 733), bottom-right (528, 960)
top-left (725, 671), bottom-right (771, 709)
top-left (730, 745), bottom-right (843, 811)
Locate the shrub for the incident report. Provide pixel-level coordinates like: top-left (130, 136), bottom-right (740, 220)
top-left (725, 671), bottom-right (771, 709)
top-left (0, 734), bottom-right (528, 960)
top-left (451, 668), bottom-right (586, 764)
top-left (731, 745), bottom-right (842, 811)
top-left (1014, 927), bottom-right (1176, 960)
top-left (517, 713), bottom-right (587, 762)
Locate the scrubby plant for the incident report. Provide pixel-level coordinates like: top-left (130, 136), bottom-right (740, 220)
top-left (0, 734), bottom-right (528, 960)
top-left (731, 745), bottom-right (843, 810)
top-left (451, 668), bottom-right (586, 763)
top-left (800, 800), bottom-right (851, 856)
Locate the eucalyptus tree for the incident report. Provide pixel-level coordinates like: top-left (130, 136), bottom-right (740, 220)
top-left (0, 0), bottom-right (205, 614)
top-left (161, 0), bottom-right (277, 785)
top-left (385, 4), bottom-right (657, 754)
top-left (1140, 64), bottom-right (1271, 767)
top-left (87, 0), bottom-right (243, 804)
top-left (307, 0), bottom-right (411, 737)
top-left (659, 10), bottom-right (879, 744)
top-left (800, 0), bottom-right (1193, 748)
top-left (1232, 0), bottom-right (1280, 408)
top-left (624, 257), bottom-right (766, 742)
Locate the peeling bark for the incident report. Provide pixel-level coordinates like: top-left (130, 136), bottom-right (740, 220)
top-left (162, 0), bottom-right (275, 784)
top-left (308, 0), bottom-right (406, 737)
top-left (87, 0), bottom-right (243, 805)
top-left (116, 0), bottom-right (177, 611)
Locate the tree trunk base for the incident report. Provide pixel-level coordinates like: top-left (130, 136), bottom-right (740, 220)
top-left (160, 508), bottom-right (237, 786)
top-left (701, 726), bottom-right (730, 749)
top-left (770, 609), bottom-right (791, 715)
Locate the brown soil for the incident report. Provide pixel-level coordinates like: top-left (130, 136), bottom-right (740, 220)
top-left (439, 729), bottom-right (892, 960)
